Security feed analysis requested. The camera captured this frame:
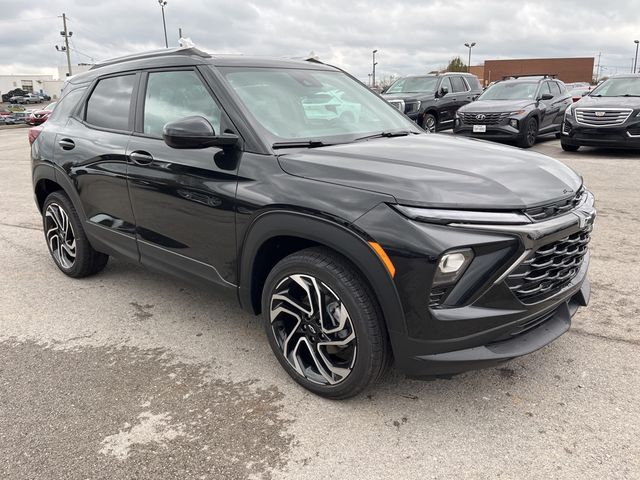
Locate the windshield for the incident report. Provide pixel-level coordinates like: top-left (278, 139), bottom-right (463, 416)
top-left (219, 67), bottom-right (418, 143)
top-left (386, 76), bottom-right (439, 94)
top-left (589, 77), bottom-right (640, 97)
top-left (479, 82), bottom-right (538, 100)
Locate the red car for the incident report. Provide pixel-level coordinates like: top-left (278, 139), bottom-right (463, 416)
top-left (27, 102), bottom-right (56, 125)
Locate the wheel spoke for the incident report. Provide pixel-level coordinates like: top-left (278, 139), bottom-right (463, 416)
top-left (44, 203), bottom-right (76, 269)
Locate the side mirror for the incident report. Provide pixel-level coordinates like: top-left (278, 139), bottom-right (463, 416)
top-left (539, 93), bottom-right (554, 101)
top-left (163, 116), bottom-right (238, 149)
top-left (439, 86), bottom-right (449, 96)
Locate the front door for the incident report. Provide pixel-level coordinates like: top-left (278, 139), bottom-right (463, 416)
top-left (126, 68), bottom-right (240, 289)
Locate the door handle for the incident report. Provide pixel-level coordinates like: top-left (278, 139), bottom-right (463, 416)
top-left (130, 151), bottom-right (154, 165)
top-left (58, 138), bottom-right (75, 150)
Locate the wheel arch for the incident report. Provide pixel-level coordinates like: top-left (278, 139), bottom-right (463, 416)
top-left (238, 211), bottom-right (406, 335)
top-left (33, 163), bottom-right (87, 221)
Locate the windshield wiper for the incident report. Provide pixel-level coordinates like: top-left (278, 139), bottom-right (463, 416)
top-left (354, 130), bottom-right (414, 142)
top-left (272, 140), bottom-right (330, 149)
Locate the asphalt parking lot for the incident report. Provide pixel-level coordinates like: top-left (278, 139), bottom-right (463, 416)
top-left (1, 126), bottom-right (638, 479)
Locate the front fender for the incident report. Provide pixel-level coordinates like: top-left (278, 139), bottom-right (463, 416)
top-left (238, 210), bottom-right (407, 337)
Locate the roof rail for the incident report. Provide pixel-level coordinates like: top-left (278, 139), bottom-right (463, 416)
top-left (90, 47), bottom-right (210, 70)
top-left (502, 73), bottom-right (557, 80)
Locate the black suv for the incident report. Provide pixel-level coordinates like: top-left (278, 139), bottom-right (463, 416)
top-left (561, 74), bottom-right (640, 151)
top-left (32, 48), bottom-right (595, 399)
top-left (382, 73), bottom-right (482, 132)
top-left (454, 75), bottom-right (572, 148)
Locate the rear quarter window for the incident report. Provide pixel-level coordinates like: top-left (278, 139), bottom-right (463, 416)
top-left (46, 88), bottom-right (87, 124)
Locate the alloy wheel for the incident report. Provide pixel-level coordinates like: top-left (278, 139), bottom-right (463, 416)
top-left (423, 114), bottom-right (436, 132)
top-left (526, 120), bottom-right (537, 146)
top-left (269, 274), bottom-right (357, 385)
top-left (44, 203), bottom-right (76, 269)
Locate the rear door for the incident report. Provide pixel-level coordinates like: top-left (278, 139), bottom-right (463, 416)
top-left (125, 67), bottom-right (240, 288)
top-left (54, 73), bottom-right (139, 261)
top-left (450, 75), bottom-right (472, 110)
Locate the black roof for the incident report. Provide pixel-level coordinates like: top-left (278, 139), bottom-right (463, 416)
top-left (67, 47), bottom-right (337, 86)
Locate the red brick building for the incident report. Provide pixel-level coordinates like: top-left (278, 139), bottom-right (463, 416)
top-left (480, 57), bottom-right (594, 85)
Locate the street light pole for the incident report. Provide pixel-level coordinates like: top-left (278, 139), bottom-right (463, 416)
top-left (159, 0), bottom-right (168, 48)
top-left (464, 42), bottom-right (476, 73)
top-left (634, 40), bottom-right (639, 74)
top-left (372, 49), bottom-right (378, 89)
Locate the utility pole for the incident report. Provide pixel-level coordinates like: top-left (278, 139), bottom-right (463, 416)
top-left (634, 40), bottom-right (639, 74)
top-left (594, 52), bottom-right (602, 83)
top-left (61, 13), bottom-right (72, 77)
top-left (178, 27), bottom-right (182, 40)
top-left (158, 1), bottom-right (168, 48)
top-left (372, 49), bottom-right (378, 89)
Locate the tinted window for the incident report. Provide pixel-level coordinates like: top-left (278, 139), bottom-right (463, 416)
top-left (143, 70), bottom-right (222, 138)
top-left (450, 76), bottom-right (467, 93)
top-left (86, 75), bottom-right (135, 131)
top-left (386, 76), bottom-right (439, 94)
top-left (541, 82), bottom-right (553, 96)
top-left (440, 77), bottom-right (453, 93)
top-left (47, 88), bottom-right (85, 124)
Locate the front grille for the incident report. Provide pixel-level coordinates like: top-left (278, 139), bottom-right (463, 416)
top-left (506, 225), bottom-right (592, 303)
top-left (575, 108), bottom-right (632, 126)
top-left (525, 189), bottom-right (585, 222)
top-left (459, 112), bottom-right (509, 125)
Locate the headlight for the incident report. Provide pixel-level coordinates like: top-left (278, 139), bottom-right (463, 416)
top-left (394, 205), bottom-right (531, 225)
top-left (509, 109), bottom-right (525, 116)
top-left (433, 249), bottom-right (474, 286)
top-left (565, 104), bottom-right (574, 117)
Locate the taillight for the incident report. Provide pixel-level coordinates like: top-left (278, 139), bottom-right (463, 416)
top-left (28, 127), bottom-right (42, 145)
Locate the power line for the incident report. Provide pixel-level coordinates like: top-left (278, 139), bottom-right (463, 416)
top-left (0, 15), bottom-right (57, 25)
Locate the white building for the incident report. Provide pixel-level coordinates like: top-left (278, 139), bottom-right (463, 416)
top-left (1, 63), bottom-right (95, 100)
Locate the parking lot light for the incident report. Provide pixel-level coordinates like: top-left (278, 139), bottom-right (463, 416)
top-left (464, 42), bottom-right (476, 73)
top-left (634, 40), bottom-right (639, 73)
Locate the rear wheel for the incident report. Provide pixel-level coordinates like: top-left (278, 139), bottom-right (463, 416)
top-left (42, 191), bottom-right (108, 278)
top-left (561, 140), bottom-right (580, 152)
top-left (517, 117), bottom-right (538, 148)
top-left (262, 247), bottom-right (390, 399)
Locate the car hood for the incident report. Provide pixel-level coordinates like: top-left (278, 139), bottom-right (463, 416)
top-left (459, 99), bottom-right (535, 113)
top-left (277, 134), bottom-right (582, 209)
top-left (575, 95), bottom-right (640, 109)
top-left (382, 92), bottom-right (435, 102)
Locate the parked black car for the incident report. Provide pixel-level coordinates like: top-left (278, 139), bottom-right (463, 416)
top-left (561, 74), bottom-right (640, 151)
top-left (32, 48), bottom-right (595, 398)
top-left (382, 73), bottom-right (482, 131)
top-left (454, 75), bottom-right (572, 148)
top-left (2, 88), bottom-right (27, 103)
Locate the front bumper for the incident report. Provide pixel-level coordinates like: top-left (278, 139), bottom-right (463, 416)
top-left (353, 193), bottom-right (596, 377)
top-left (562, 115), bottom-right (640, 149)
top-left (453, 118), bottom-right (524, 141)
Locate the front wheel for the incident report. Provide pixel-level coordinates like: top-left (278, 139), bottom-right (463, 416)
top-left (561, 140), bottom-right (580, 152)
top-left (421, 113), bottom-right (437, 132)
top-left (517, 117), bottom-right (538, 148)
top-left (262, 247), bottom-right (390, 399)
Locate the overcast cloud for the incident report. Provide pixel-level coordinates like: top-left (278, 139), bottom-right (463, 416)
top-left (0, 0), bottom-right (638, 81)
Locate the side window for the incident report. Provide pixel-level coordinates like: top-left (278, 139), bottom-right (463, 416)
top-left (540, 82), bottom-right (552, 96)
top-left (554, 81), bottom-right (565, 94)
top-left (143, 70), bottom-right (222, 138)
top-left (47, 87), bottom-right (86, 124)
top-left (440, 77), bottom-right (453, 94)
top-left (451, 76), bottom-right (467, 93)
top-left (85, 75), bottom-right (136, 131)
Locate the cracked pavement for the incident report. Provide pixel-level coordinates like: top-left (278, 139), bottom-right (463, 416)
top-left (0, 127), bottom-right (638, 479)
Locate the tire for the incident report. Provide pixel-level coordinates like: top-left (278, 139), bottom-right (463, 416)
top-left (42, 191), bottom-right (108, 278)
top-left (262, 247), bottom-right (390, 399)
top-left (517, 116), bottom-right (538, 148)
top-left (555, 132), bottom-right (562, 139)
top-left (421, 112), bottom-right (437, 132)
top-left (561, 140), bottom-right (580, 152)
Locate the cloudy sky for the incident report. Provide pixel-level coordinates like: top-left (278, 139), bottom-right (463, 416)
top-left (0, 0), bottom-right (638, 82)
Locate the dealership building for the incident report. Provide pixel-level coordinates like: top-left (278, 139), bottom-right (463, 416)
top-left (470, 57), bottom-right (595, 85)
